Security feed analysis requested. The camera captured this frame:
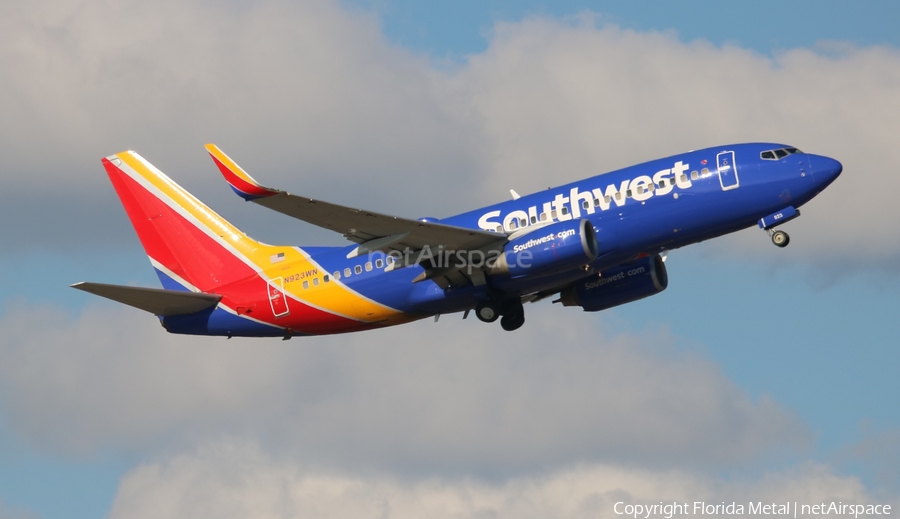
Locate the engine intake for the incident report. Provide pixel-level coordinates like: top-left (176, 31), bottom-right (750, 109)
top-left (558, 254), bottom-right (668, 312)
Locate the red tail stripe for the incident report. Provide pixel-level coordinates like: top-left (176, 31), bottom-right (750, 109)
top-left (209, 155), bottom-right (276, 198)
top-left (104, 158), bottom-right (360, 333)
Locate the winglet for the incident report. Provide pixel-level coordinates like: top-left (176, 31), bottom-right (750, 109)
top-left (205, 144), bottom-right (279, 201)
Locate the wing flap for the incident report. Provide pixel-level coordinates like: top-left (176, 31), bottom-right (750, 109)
top-left (71, 282), bottom-right (222, 316)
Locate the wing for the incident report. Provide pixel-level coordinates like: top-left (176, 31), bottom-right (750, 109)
top-left (205, 144), bottom-right (506, 268)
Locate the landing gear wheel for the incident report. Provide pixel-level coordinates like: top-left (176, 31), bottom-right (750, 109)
top-left (499, 301), bottom-right (525, 331)
top-left (500, 311), bottom-right (525, 332)
top-left (475, 301), bottom-right (500, 323)
top-left (771, 230), bottom-right (790, 248)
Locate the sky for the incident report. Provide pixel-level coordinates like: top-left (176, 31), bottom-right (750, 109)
top-left (0, 1), bottom-right (899, 518)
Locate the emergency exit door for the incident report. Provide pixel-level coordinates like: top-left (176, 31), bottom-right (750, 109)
top-left (717, 151), bottom-right (739, 191)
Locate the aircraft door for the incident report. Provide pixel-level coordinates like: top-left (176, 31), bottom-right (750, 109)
top-left (267, 277), bottom-right (290, 317)
top-left (717, 151), bottom-right (739, 191)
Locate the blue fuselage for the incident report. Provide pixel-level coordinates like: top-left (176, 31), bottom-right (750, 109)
top-left (291, 143), bottom-right (841, 318)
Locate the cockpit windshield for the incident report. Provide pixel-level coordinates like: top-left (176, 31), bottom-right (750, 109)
top-left (761, 147), bottom-right (802, 160)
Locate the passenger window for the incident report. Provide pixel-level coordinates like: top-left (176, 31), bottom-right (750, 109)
top-left (323, 275), bottom-right (329, 283)
top-left (594, 198), bottom-right (600, 207)
top-left (355, 265), bottom-right (362, 275)
top-left (658, 180), bottom-right (666, 188)
top-left (509, 219), bottom-right (518, 230)
top-left (302, 280), bottom-right (309, 289)
top-left (647, 183), bottom-right (655, 192)
top-left (561, 207), bottom-right (569, 215)
top-left (365, 262), bottom-right (372, 272)
top-left (615, 192), bottom-right (622, 201)
top-left (582, 200), bottom-right (590, 210)
top-left (313, 277), bottom-right (319, 286)
top-left (636, 186), bottom-right (644, 195)
top-left (680, 174), bottom-right (688, 183)
top-left (540, 213), bottom-right (548, 222)
top-left (774, 149), bottom-right (788, 158)
top-left (701, 168), bottom-right (709, 176)
top-left (551, 210), bottom-right (557, 219)
top-left (691, 171), bottom-right (699, 180)
top-left (333, 271), bottom-right (341, 280)
top-left (530, 215), bottom-right (537, 224)
top-left (376, 258), bottom-right (383, 269)
top-left (626, 189), bottom-right (633, 198)
top-left (520, 218), bottom-right (527, 227)
top-left (344, 267), bottom-right (351, 277)
top-left (604, 195), bottom-right (611, 204)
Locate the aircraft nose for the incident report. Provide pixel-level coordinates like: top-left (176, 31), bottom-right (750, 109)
top-left (808, 154), bottom-right (842, 187)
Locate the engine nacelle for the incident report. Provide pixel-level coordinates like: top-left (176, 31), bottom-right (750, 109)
top-left (490, 219), bottom-right (599, 278)
top-left (558, 254), bottom-right (668, 312)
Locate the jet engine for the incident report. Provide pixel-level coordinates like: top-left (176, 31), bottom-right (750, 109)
top-left (489, 219), bottom-right (599, 278)
top-left (558, 254), bottom-right (668, 312)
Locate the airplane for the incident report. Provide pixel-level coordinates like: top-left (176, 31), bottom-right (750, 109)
top-left (72, 143), bottom-right (842, 337)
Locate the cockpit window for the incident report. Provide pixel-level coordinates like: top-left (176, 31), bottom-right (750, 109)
top-left (761, 147), bottom-right (803, 160)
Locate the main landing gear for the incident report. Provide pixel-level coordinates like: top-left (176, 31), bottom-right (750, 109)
top-left (768, 229), bottom-right (790, 248)
top-left (475, 299), bottom-right (525, 331)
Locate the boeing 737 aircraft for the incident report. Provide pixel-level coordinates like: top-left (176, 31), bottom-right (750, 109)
top-left (73, 143), bottom-right (841, 336)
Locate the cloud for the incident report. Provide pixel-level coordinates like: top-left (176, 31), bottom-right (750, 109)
top-left (837, 426), bottom-right (900, 496)
top-left (0, 0), bottom-right (483, 250)
top-left (459, 16), bottom-right (900, 273)
top-left (2, 2), bottom-right (900, 274)
top-left (0, 500), bottom-right (41, 519)
top-left (0, 302), bottom-right (806, 474)
top-left (108, 440), bottom-right (891, 519)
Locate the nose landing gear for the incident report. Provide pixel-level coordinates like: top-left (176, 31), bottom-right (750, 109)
top-left (759, 207), bottom-right (799, 248)
top-left (769, 229), bottom-right (790, 248)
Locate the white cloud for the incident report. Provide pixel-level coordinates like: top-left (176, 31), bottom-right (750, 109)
top-left (108, 440), bottom-right (893, 519)
top-left (0, 0), bottom-right (479, 200)
top-left (0, 3), bottom-right (897, 515)
top-left (460, 16), bottom-right (900, 272)
top-left (0, 302), bottom-right (805, 473)
top-left (837, 427), bottom-right (900, 496)
top-left (2, 2), bottom-right (900, 273)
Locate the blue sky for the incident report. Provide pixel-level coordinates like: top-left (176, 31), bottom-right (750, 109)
top-left (349, 0), bottom-right (900, 58)
top-left (1, 1), bottom-right (899, 518)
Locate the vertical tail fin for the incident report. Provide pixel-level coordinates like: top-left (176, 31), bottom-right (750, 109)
top-left (102, 151), bottom-right (270, 293)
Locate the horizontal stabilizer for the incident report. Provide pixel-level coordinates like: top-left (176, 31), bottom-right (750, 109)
top-left (71, 282), bottom-right (222, 316)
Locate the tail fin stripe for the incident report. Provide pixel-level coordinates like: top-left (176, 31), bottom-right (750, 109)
top-left (106, 150), bottom-right (397, 331)
top-left (107, 157), bottom-right (261, 288)
top-left (150, 258), bottom-right (198, 293)
top-left (205, 144), bottom-right (278, 201)
top-left (115, 153), bottom-right (253, 263)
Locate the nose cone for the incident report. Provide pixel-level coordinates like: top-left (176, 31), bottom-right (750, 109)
top-left (808, 154), bottom-right (842, 188)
